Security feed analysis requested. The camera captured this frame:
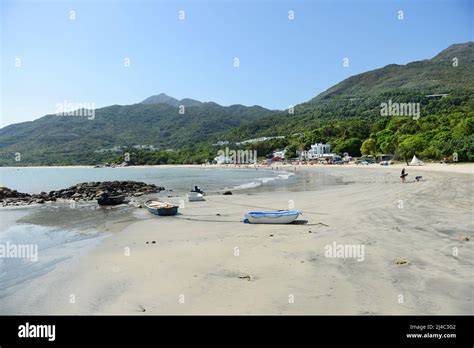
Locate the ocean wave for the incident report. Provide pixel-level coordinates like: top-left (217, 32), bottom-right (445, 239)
top-left (230, 170), bottom-right (294, 191)
top-left (230, 181), bottom-right (262, 190)
top-left (277, 172), bottom-right (295, 180)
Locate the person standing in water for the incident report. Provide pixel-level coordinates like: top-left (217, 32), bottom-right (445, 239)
top-left (400, 168), bottom-right (408, 183)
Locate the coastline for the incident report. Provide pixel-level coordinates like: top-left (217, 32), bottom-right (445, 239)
top-left (1, 164), bottom-right (472, 314)
top-left (2, 161), bottom-right (472, 174)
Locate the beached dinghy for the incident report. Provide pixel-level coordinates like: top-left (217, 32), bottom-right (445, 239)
top-left (145, 200), bottom-right (179, 216)
top-left (243, 210), bottom-right (302, 224)
top-left (187, 192), bottom-right (205, 202)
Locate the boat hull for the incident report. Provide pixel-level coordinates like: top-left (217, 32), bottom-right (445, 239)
top-left (244, 210), bottom-right (301, 224)
top-left (187, 192), bottom-right (205, 202)
top-left (145, 200), bottom-right (179, 216)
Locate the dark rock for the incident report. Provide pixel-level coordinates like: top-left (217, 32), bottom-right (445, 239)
top-left (223, 191), bottom-right (232, 195)
top-left (1, 181), bottom-right (164, 207)
top-left (0, 187), bottom-right (30, 199)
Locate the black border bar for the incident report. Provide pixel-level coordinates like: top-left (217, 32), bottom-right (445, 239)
top-left (0, 315), bottom-right (472, 346)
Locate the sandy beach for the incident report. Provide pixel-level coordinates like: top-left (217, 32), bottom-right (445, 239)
top-left (1, 164), bottom-right (472, 315)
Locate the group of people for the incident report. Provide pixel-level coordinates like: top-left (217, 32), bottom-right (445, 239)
top-left (400, 168), bottom-right (422, 183)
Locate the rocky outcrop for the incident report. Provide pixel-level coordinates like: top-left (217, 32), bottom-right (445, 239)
top-left (0, 187), bottom-right (50, 206)
top-left (0, 187), bottom-right (32, 200)
top-left (1, 181), bottom-right (164, 206)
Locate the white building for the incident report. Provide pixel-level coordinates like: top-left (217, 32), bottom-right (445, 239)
top-left (307, 143), bottom-right (331, 159)
top-left (296, 150), bottom-right (308, 160)
top-left (272, 149), bottom-right (287, 159)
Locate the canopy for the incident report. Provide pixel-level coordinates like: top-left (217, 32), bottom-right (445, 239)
top-left (409, 155), bottom-right (424, 166)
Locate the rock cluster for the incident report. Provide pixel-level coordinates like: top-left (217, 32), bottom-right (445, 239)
top-left (0, 187), bottom-right (47, 206)
top-left (1, 181), bottom-right (164, 206)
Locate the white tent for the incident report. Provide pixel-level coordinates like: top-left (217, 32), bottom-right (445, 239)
top-left (409, 155), bottom-right (424, 166)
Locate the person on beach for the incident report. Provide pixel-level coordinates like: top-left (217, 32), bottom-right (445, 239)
top-left (191, 186), bottom-right (204, 194)
top-left (400, 168), bottom-right (408, 183)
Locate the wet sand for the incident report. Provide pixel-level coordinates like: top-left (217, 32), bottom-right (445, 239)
top-left (0, 164), bottom-right (472, 314)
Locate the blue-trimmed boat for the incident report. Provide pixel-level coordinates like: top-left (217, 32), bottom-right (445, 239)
top-left (145, 200), bottom-right (179, 216)
top-left (243, 210), bottom-right (302, 224)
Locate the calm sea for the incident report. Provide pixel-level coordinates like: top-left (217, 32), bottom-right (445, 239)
top-left (0, 166), bottom-right (296, 300)
top-left (0, 166), bottom-right (292, 194)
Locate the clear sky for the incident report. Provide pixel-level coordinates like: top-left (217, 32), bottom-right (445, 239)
top-left (1, 0), bottom-right (472, 127)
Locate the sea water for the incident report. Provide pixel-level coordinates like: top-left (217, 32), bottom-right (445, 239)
top-left (0, 166), bottom-right (295, 298)
top-left (0, 166), bottom-right (290, 194)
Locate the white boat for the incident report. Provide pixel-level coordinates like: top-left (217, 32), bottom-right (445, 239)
top-left (187, 192), bottom-right (205, 202)
top-left (244, 210), bottom-right (301, 224)
top-left (145, 200), bottom-right (179, 216)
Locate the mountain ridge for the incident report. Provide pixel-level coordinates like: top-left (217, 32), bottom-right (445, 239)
top-left (140, 93), bottom-right (206, 107)
top-left (0, 42), bottom-right (472, 165)
top-left (219, 41), bottom-right (474, 142)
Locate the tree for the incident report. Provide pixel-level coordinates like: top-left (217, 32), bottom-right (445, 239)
top-left (360, 138), bottom-right (377, 156)
top-left (285, 143), bottom-right (298, 159)
top-left (375, 129), bottom-right (396, 154)
top-left (334, 138), bottom-right (363, 157)
top-left (396, 135), bottom-right (426, 164)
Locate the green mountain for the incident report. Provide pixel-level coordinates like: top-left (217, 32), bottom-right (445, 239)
top-left (1, 42), bottom-right (472, 165)
top-left (316, 42), bottom-right (473, 100)
top-left (221, 42), bottom-right (474, 140)
top-left (140, 93), bottom-right (205, 107)
top-left (0, 97), bottom-right (276, 165)
top-left (215, 42), bottom-right (473, 162)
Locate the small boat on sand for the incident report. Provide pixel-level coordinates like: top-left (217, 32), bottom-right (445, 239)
top-left (145, 200), bottom-right (179, 216)
top-left (187, 192), bottom-right (205, 202)
top-left (97, 193), bottom-right (126, 206)
top-left (243, 210), bottom-right (302, 224)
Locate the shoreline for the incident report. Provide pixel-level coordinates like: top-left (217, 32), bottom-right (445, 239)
top-left (2, 162), bottom-right (472, 174)
top-left (0, 165), bottom-right (472, 314)
top-left (0, 166), bottom-right (295, 200)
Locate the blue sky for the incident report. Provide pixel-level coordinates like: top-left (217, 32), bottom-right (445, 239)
top-left (1, 0), bottom-right (472, 126)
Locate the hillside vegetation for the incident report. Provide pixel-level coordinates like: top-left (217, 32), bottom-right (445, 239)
top-left (216, 42), bottom-right (474, 163)
top-left (0, 42), bottom-right (472, 165)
